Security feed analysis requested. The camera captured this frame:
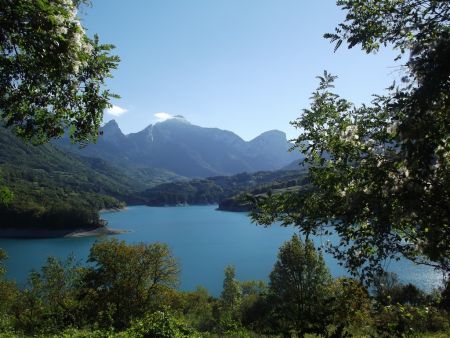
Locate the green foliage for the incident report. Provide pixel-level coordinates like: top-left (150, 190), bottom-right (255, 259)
top-left (375, 303), bottom-right (450, 337)
top-left (141, 170), bottom-right (308, 208)
top-left (0, 184), bottom-right (12, 207)
top-left (141, 180), bottom-right (224, 206)
top-left (0, 126), bottom-right (192, 230)
top-left (0, 126), bottom-right (138, 203)
top-left (180, 287), bottom-right (216, 332)
top-left (83, 239), bottom-right (180, 329)
top-left (239, 280), bottom-right (267, 298)
top-left (221, 266), bottom-right (242, 315)
top-left (10, 256), bottom-right (84, 335)
top-left (52, 328), bottom-right (115, 338)
top-left (0, 2), bottom-right (448, 336)
top-left (440, 280), bottom-right (450, 312)
top-left (0, 170), bottom-right (12, 207)
top-left (268, 234), bottom-right (333, 336)
top-left (325, 0), bottom-right (450, 55)
top-left (0, 0), bottom-right (119, 144)
top-left (216, 266), bottom-right (243, 333)
top-left (0, 128), bottom-right (170, 231)
top-left (0, 250), bottom-right (18, 334)
top-left (251, 0), bottom-right (450, 280)
top-left (239, 281), bottom-right (269, 332)
top-left (0, 126), bottom-right (133, 230)
top-left (121, 311), bottom-right (197, 338)
top-left (0, 241), bottom-right (449, 337)
top-left (329, 278), bottom-right (373, 333)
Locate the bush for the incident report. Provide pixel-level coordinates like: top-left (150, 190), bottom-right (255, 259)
top-left (375, 304), bottom-right (450, 337)
top-left (330, 278), bottom-right (374, 331)
top-left (121, 311), bottom-right (197, 338)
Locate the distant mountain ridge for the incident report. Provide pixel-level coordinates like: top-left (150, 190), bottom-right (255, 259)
top-left (54, 116), bottom-right (302, 178)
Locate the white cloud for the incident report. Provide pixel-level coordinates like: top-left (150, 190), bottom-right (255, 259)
top-left (106, 105), bottom-right (128, 117)
top-left (154, 112), bottom-right (174, 121)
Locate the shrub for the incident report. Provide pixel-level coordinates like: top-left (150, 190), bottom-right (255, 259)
top-left (122, 311), bottom-right (197, 338)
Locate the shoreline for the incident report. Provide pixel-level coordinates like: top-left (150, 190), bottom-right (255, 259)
top-left (65, 227), bottom-right (129, 238)
top-left (99, 206), bottom-right (128, 213)
top-left (0, 226), bottom-right (128, 239)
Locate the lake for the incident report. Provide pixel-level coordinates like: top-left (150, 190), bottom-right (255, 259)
top-left (0, 205), bottom-right (443, 295)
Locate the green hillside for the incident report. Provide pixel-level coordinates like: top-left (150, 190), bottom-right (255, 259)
top-left (139, 170), bottom-right (309, 207)
top-left (0, 128), bottom-right (182, 229)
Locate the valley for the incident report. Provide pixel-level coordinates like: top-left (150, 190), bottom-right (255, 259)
top-left (0, 120), bottom-right (305, 236)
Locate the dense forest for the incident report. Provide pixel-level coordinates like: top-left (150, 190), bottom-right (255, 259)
top-left (139, 170), bottom-right (309, 208)
top-left (0, 127), bottom-right (184, 230)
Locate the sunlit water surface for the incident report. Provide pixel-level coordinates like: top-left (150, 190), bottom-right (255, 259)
top-left (0, 205), bottom-right (443, 295)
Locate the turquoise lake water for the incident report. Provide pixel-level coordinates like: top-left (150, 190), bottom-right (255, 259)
top-left (0, 205), bottom-right (443, 295)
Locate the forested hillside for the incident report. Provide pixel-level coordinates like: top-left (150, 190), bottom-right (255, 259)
top-left (139, 170), bottom-right (309, 207)
top-left (0, 128), bottom-right (182, 229)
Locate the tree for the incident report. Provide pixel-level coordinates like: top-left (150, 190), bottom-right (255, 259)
top-left (221, 265), bottom-right (242, 313)
top-left (82, 239), bottom-right (179, 329)
top-left (0, 249), bottom-right (19, 333)
top-left (219, 265), bottom-right (242, 328)
top-left (180, 287), bottom-right (216, 331)
top-left (268, 234), bottom-right (333, 336)
top-left (251, 0), bottom-right (449, 280)
top-left (330, 278), bottom-right (373, 331)
top-left (0, 0), bottom-right (119, 144)
top-left (13, 256), bottom-right (84, 334)
top-left (0, 175), bottom-right (13, 206)
top-left (239, 280), bottom-right (269, 331)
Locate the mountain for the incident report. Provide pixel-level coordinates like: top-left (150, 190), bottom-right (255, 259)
top-left (0, 127), bottom-right (183, 229)
top-left (54, 116), bottom-right (302, 178)
top-left (246, 130), bottom-right (298, 170)
top-left (0, 123), bottom-right (305, 232)
top-left (282, 159), bottom-right (304, 171)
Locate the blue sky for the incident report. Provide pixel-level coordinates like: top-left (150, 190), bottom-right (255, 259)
top-left (81, 0), bottom-right (400, 141)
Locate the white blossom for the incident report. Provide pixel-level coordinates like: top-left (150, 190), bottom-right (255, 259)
top-left (60, 0), bottom-right (73, 6)
top-left (387, 121), bottom-right (399, 135)
top-left (340, 124), bottom-right (361, 145)
top-left (82, 42), bottom-right (93, 55)
top-left (72, 31), bottom-right (83, 48)
top-left (72, 60), bottom-right (81, 74)
top-left (56, 26), bottom-right (68, 35)
top-left (398, 166), bottom-right (410, 178)
top-left (53, 14), bottom-right (65, 26)
top-left (338, 188), bottom-right (347, 197)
